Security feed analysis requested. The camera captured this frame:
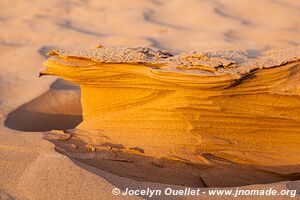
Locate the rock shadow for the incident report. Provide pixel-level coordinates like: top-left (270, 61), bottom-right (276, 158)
top-left (4, 79), bottom-right (82, 132)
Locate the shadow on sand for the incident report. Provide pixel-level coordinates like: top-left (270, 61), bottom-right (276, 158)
top-left (4, 79), bottom-right (82, 131)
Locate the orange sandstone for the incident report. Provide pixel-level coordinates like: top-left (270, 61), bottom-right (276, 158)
top-left (41, 46), bottom-right (300, 186)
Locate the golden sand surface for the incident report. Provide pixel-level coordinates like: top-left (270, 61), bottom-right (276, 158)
top-left (1, 0), bottom-right (300, 199)
top-left (40, 46), bottom-right (300, 187)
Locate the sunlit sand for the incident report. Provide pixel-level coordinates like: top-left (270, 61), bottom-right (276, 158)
top-left (1, 0), bottom-right (300, 198)
top-left (39, 46), bottom-right (300, 187)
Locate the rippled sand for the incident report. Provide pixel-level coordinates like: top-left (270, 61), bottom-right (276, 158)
top-left (1, 0), bottom-right (300, 199)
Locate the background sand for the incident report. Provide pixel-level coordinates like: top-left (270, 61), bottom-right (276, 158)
top-left (1, 0), bottom-right (300, 199)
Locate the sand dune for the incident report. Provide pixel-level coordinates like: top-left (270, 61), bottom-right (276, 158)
top-left (1, 0), bottom-right (300, 199)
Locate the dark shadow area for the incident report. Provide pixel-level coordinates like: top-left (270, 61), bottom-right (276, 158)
top-left (5, 110), bottom-right (82, 132)
top-left (143, 9), bottom-right (186, 30)
top-left (214, 7), bottom-right (252, 25)
top-left (56, 19), bottom-right (105, 37)
top-left (48, 134), bottom-right (300, 188)
top-left (4, 79), bottom-right (83, 131)
top-left (38, 46), bottom-right (57, 58)
top-left (226, 68), bottom-right (258, 88)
